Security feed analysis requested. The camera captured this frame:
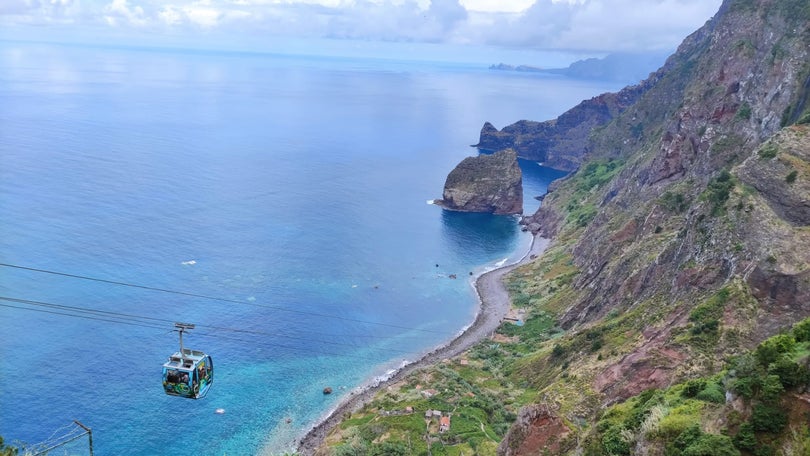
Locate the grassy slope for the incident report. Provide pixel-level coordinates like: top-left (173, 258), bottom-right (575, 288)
top-left (314, 0), bottom-right (810, 453)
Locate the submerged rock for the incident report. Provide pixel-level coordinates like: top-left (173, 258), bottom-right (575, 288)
top-left (437, 148), bottom-right (523, 215)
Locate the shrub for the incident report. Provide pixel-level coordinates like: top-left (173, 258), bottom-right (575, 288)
top-left (668, 423), bottom-right (740, 455)
top-left (695, 382), bottom-right (726, 404)
top-left (661, 191), bottom-right (689, 213)
top-left (705, 171), bottom-right (736, 215)
top-left (625, 389), bottom-right (663, 430)
top-left (768, 358), bottom-right (810, 388)
top-left (758, 143), bottom-right (778, 159)
top-left (334, 442), bottom-right (368, 456)
top-left (751, 403), bottom-right (787, 433)
top-left (733, 422), bottom-right (757, 451)
top-left (370, 441), bottom-right (409, 456)
top-left (658, 402), bottom-right (704, 440)
top-left (755, 334), bottom-right (796, 366)
top-left (575, 160), bottom-right (625, 193)
top-left (671, 423), bottom-right (703, 450)
top-left (682, 379), bottom-right (707, 398)
top-left (793, 318), bottom-right (810, 342)
top-left (601, 425), bottom-right (631, 455)
top-left (682, 434), bottom-right (740, 456)
top-left (758, 374), bottom-right (785, 404)
top-left (786, 170), bottom-right (798, 184)
top-left (736, 102), bottom-right (752, 121)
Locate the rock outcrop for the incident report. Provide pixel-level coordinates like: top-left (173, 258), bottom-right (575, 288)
top-left (474, 79), bottom-right (650, 171)
top-left (437, 149), bottom-right (523, 215)
top-left (497, 404), bottom-right (573, 456)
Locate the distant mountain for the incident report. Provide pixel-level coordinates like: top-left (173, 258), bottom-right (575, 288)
top-left (491, 51), bottom-right (671, 84)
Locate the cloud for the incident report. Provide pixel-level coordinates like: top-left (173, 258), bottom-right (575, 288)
top-left (182, 2), bottom-right (223, 27)
top-left (476, 0), bottom-right (580, 48)
top-left (552, 0), bottom-right (722, 51)
top-left (0, 0), bottom-right (724, 53)
top-left (0, 0), bottom-right (77, 24)
top-left (104, 0), bottom-right (147, 26)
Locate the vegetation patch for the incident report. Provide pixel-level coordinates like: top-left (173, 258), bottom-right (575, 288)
top-left (684, 288), bottom-right (730, 347)
top-left (757, 143), bottom-right (778, 160)
top-left (561, 159), bottom-right (625, 228)
top-left (702, 170), bottom-right (736, 215)
top-left (586, 317), bottom-right (810, 456)
top-left (660, 191), bottom-right (689, 213)
top-left (735, 102), bottom-right (752, 121)
top-left (710, 135), bottom-right (746, 157)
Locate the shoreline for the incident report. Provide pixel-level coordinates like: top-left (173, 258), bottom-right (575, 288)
top-left (295, 234), bottom-right (551, 455)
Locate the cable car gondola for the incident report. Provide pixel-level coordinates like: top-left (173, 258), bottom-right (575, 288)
top-left (162, 322), bottom-right (213, 399)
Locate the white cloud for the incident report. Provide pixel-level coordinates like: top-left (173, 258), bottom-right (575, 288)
top-left (104, 0), bottom-right (147, 26)
top-left (158, 5), bottom-right (184, 25)
top-left (0, 0), bottom-right (724, 53)
top-left (183, 3), bottom-right (222, 27)
top-left (460, 0), bottom-right (533, 13)
top-left (0, 0), bottom-right (77, 24)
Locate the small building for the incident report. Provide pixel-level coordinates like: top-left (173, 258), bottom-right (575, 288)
top-left (405, 406), bottom-right (413, 413)
top-left (439, 416), bottom-right (451, 433)
top-left (425, 410), bottom-right (433, 419)
top-left (432, 410), bottom-right (442, 419)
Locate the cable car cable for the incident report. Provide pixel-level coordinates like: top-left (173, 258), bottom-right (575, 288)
top-left (0, 303), bottom-right (168, 331)
top-left (0, 262), bottom-right (444, 334)
top-left (0, 296), bottom-right (418, 357)
top-left (0, 302), bottom-right (410, 363)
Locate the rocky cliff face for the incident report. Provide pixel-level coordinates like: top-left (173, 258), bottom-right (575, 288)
top-left (437, 148), bottom-right (523, 215)
top-left (311, 1), bottom-right (810, 454)
top-left (474, 74), bottom-right (650, 171)
top-left (504, 0), bottom-right (810, 453)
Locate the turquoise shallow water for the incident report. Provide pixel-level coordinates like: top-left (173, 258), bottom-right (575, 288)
top-left (0, 41), bottom-right (620, 454)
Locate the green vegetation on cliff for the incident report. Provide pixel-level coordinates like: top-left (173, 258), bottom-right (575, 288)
top-left (313, 0), bottom-right (810, 454)
top-left (586, 318), bottom-right (810, 455)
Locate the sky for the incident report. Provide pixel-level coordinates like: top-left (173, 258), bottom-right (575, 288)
top-left (0, 0), bottom-right (724, 61)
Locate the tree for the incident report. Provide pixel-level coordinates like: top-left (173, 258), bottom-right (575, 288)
top-left (755, 334), bottom-right (796, 366)
top-left (793, 318), bottom-right (810, 342)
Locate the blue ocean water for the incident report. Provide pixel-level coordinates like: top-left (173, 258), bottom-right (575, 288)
top-left (0, 42), bottom-right (621, 454)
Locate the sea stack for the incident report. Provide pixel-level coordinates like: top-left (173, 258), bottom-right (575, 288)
top-left (437, 148), bottom-right (523, 215)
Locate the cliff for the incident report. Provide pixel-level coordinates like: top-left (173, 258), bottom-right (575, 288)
top-left (543, 52), bottom-right (671, 83)
top-left (508, 0), bottom-right (810, 452)
top-left (490, 52), bottom-right (670, 84)
top-left (474, 81), bottom-right (648, 171)
top-left (311, 0), bottom-right (810, 454)
top-left (437, 148), bottom-right (523, 215)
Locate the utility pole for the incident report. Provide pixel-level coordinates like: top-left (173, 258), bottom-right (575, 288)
top-left (73, 420), bottom-right (93, 456)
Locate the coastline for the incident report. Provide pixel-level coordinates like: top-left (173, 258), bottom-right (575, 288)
top-left (295, 234), bottom-right (551, 456)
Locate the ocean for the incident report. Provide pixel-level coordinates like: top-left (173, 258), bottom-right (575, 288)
top-left (0, 41), bottom-right (621, 454)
